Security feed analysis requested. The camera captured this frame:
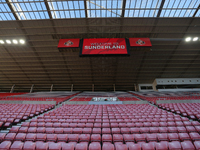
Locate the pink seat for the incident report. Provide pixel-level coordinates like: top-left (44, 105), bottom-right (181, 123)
top-left (0, 141), bottom-right (12, 150)
top-left (149, 127), bottom-right (159, 133)
top-left (92, 128), bottom-right (101, 134)
top-left (112, 128), bottom-right (120, 134)
top-left (23, 141), bottom-right (36, 150)
top-left (140, 127), bottom-right (150, 133)
top-left (4, 133), bottom-right (16, 141)
top-left (21, 122), bottom-right (30, 127)
top-left (159, 127), bottom-right (168, 133)
top-left (115, 144), bottom-right (128, 150)
top-left (155, 142), bottom-right (168, 150)
top-left (46, 128), bottom-right (55, 134)
top-left (68, 134), bottom-right (79, 142)
top-left (123, 134), bottom-right (134, 142)
top-left (91, 134), bottom-right (101, 142)
top-left (181, 141), bottom-right (195, 150)
top-left (48, 143), bottom-right (61, 150)
top-left (57, 134), bottom-right (68, 142)
top-left (26, 133), bottom-right (36, 141)
top-left (102, 142), bottom-right (114, 150)
top-left (146, 133), bottom-right (157, 142)
top-left (36, 133), bottom-right (47, 141)
top-left (113, 134), bottom-right (123, 142)
top-left (102, 128), bottom-right (111, 134)
top-left (102, 134), bottom-right (112, 143)
top-left (46, 134), bottom-right (57, 142)
top-left (89, 142), bottom-right (101, 150)
top-left (63, 128), bottom-right (73, 134)
top-left (9, 126), bottom-right (20, 133)
top-left (35, 141), bottom-right (48, 150)
top-left (189, 132), bottom-right (200, 141)
top-left (177, 126), bottom-right (187, 133)
top-left (194, 141), bottom-right (200, 150)
top-left (157, 133), bottom-right (168, 141)
top-left (76, 143), bottom-right (88, 150)
top-left (54, 128), bottom-right (64, 134)
top-left (141, 143), bottom-right (155, 150)
top-left (0, 133), bottom-right (6, 142)
top-left (61, 143), bottom-right (75, 150)
top-left (18, 127), bottom-right (28, 133)
top-left (130, 128), bottom-right (140, 134)
top-left (179, 133), bottom-right (190, 141)
top-left (168, 127), bottom-right (178, 133)
top-left (15, 133), bottom-right (26, 141)
top-left (28, 127), bottom-right (37, 133)
top-left (37, 127), bottom-right (46, 133)
top-left (186, 126), bottom-right (196, 132)
top-left (134, 134), bottom-right (146, 142)
top-left (10, 141), bottom-right (24, 150)
top-left (168, 141), bottom-right (181, 150)
top-left (168, 133), bottom-right (179, 141)
top-left (121, 128), bottom-right (130, 134)
top-left (102, 123), bottom-right (110, 128)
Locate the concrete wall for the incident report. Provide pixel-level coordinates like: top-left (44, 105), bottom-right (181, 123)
top-left (64, 101), bottom-right (148, 105)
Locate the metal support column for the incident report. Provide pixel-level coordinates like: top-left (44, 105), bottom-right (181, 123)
top-left (71, 84), bottom-right (73, 92)
top-left (50, 84), bottom-right (53, 92)
top-left (113, 84), bottom-right (116, 92)
top-left (30, 84), bottom-right (34, 93)
top-left (10, 84), bottom-right (15, 93)
top-left (92, 84), bottom-right (94, 92)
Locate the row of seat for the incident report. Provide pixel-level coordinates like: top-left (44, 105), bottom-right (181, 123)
top-left (0, 140), bottom-right (199, 150)
top-left (9, 126), bottom-right (200, 134)
top-left (2, 133), bottom-right (200, 142)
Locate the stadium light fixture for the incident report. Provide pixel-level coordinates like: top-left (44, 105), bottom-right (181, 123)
top-left (13, 39), bottom-right (18, 44)
top-left (6, 40), bottom-right (11, 44)
top-left (193, 37), bottom-right (198, 41)
top-left (19, 39), bottom-right (25, 44)
top-left (185, 37), bottom-right (191, 42)
top-left (0, 40), bottom-right (4, 44)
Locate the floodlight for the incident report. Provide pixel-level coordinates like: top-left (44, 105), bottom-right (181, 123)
top-left (13, 39), bottom-right (18, 44)
top-left (6, 40), bottom-right (11, 44)
top-left (0, 40), bottom-right (4, 44)
top-left (185, 37), bottom-right (191, 42)
top-left (193, 37), bottom-right (198, 41)
top-left (19, 39), bottom-right (25, 44)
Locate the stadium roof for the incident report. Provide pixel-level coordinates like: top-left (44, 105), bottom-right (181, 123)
top-left (0, 0), bottom-right (200, 92)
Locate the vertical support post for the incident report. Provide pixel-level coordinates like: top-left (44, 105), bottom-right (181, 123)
top-left (134, 84), bottom-right (137, 91)
top-left (30, 84), bottom-right (34, 93)
top-left (50, 84), bottom-right (53, 92)
top-left (71, 84), bottom-right (73, 92)
top-left (113, 84), bottom-right (115, 92)
top-left (10, 84), bottom-right (15, 93)
top-left (92, 84), bottom-right (94, 92)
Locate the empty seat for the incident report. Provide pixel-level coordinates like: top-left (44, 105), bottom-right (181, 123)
top-left (36, 133), bottom-right (47, 141)
top-left (179, 133), bottom-right (190, 141)
top-left (168, 133), bottom-right (179, 141)
top-left (0, 133), bottom-right (6, 142)
top-left (47, 134), bottom-right (57, 142)
top-left (28, 127), bottom-right (37, 133)
top-left (15, 133), bottom-right (26, 141)
top-left (63, 128), bottom-right (73, 134)
top-left (48, 143), bottom-right (61, 150)
top-left (146, 133), bottom-right (157, 142)
top-left (79, 134), bottom-right (90, 142)
top-left (194, 141), bottom-right (200, 150)
top-left (189, 132), bottom-right (200, 141)
top-left (54, 128), bottom-right (64, 134)
top-left (141, 143), bottom-right (155, 150)
top-left (61, 143), bottom-right (75, 150)
top-left (168, 141), bottom-right (181, 150)
top-left (157, 133), bottom-right (168, 141)
top-left (89, 142), bottom-right (101, 150)
top-left (57, 134), bottom-right (68, 142)
top-left (46, 128), bottom-right (55, 134)
top-left (23, 141), bottom-right (36, 150)
top-left (76, 143), bottom-right (88, 150)
top-left (37, 127), bottom-right (46, 133)
top-left (68, 134), bottom-right (79, 142)
top-left (91, 134), bottom-right (101, 142)
top-left (10, 141), bottom-right (24, 150)
top-left (10, 126), bottom-right (20, 133)
top-left (123, 134), bottom-right (134, 142)
top-left (134, 134), bottom-right (146, 142)
top-left (113, 134), bottom-right (123, 142)
top-left (102, 134), bottom-right (112, 143)
top-left (0, 141), bottom-right (12, 150)
top-left (35, 141), bottom-right (48, 150)
top-left (92, 128), bottom-right (101, 134)
top-left (181, 141), bottom-right (195, 150)
top-left (121, 128), bottom-right (130, 134)
top-left (102, 128), bottom-right (111, 134)
top-left (102, 142), bottom-right (114, 150)
top-left (155, 142), bottom-right (168, 150)
top-left (18, 127), bottom-right (28, 133)
top-left (4, 133), bottom-right (16, 141)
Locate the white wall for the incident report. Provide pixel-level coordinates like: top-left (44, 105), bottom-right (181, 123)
top-left (155, 78), bottom-right (200, 85)
top-left (138, 84), bottom-right (154, 92)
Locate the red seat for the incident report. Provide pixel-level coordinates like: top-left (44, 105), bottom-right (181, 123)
top-left (168, 141), bottom-right (181, 150)
top-left (91, 134), bottom-right (101, 142)
top-left (63, 128), bottom-right (73, 134)
top-left (130, 128), bottom-right (140, 134)
top-left (189, 132), bottom-right (200, 141)
top-left (15, 133), bottom-right (26, 141)
top-left (53, 123), bottom-right (61, 128)
top-left (168, 127), bottom-right (178, 133)
top-left (68, 134), bottom-right (79, 142)
top-left (85, 123), bottom-right (93, 128)
top-left (102, 134), bottom-right (112, 143)
top-left (45, 123), bottom-right (53, 127)
top-left (30, 122), bottom-right (37, 127)
top-left (9, 126), bottom-right (20, 133)
top-left (54, 128), bottom-right (63, 134)
top-left (10, 141), bottom-right (24, 150)
top-left (134, 134), bottom-right (146, 142)
top-left (149, 127), bottom-right (159, 133)
top-left (89, 142), bottom-right (101, 150)
top-left (21, 122), bottom-right (30, 127)
top-left (61, 123), bottom-right (69, 128)
top-left (186, 126), bottom-right (196, 132)
top-left (113, 134), bottom-right (123, 142)
top-left (28, 127), bottom-right (37, 133)
top-left (111, 128), bottom-right (120, 134)
top-left (0, 141), bottom-right (12, 150)
top-left (37, 122), bottom-right (45, 127)
top-left (123, 134), bottom-right (134, 142)
top-left (177, 126), bottom-right (187, 133)
top-left (37, 127), bottom-right (46, 133)
top-left (47, 134), bottom-right (57, 142)
top-left (23, 141), bottom-right (36, 150)
top-left (121, 128), bottom-right (130, 134)
top-left (73, 128), bottom-right (83, 134)
top-left (141, 143), bottom-right (155, 150)
top-left (194, 141), bottom-right (200, 150)
top-left (168, 133), bottom-right (179, 141)
top-left (102, 142), bottom-right (114, 150)
top-left (35, 141), bottom-right (48, 150)
top-left (76, 143), bottom-right (88, 150)
top-left (48, 143), bottom-right (61, 150)
top-left (92, 128), bottom-right (101, 134)
top-left (140, 127), bottom-right (150, 133)
top-left (115, 144), bottom-right (128, 150)
top-left (26, 133), bottom-right (36, 141)
top-left (159, 127), bottom-right (168, 133)
top-left (102, 123), bottom-right (110, 128)
top-left (79, 134), bottom-right (90, 142)
top-left (46, 128), bottom-right (55, 134)
top-left (181, 141), bottom-right (195, 150)
top-left (179, 133), bottom-right (191, 141)
top-left (4, 133), bottom-right (16, 141)
top-left (146, 133), bottom-right (157, 142)
top-left (157, 133), bottom-right (168, 141)
top-left (57, 134), bottom-right (68, 142)
top-left (155, 142), bottom-right (168, 150)
top-left (0, 133), bottom-right (6, 142)
top-left (18, 127), bottom-right (28, 133)
top-left (61, 143), bottom-right (75, 150)
top-left (36, 133), bottom-right (47, 141)
top-left (102, 128), bottom-right (111, 134)
top-left (94, 123), bottom-right (101, 128)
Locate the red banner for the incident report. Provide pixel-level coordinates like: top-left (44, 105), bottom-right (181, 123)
top-left (129, 38), bottom-right (152, 47)
top-left (58, 39), bottom-right (80, 48)
top-left (81, 38), bottom-right (128, 55)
